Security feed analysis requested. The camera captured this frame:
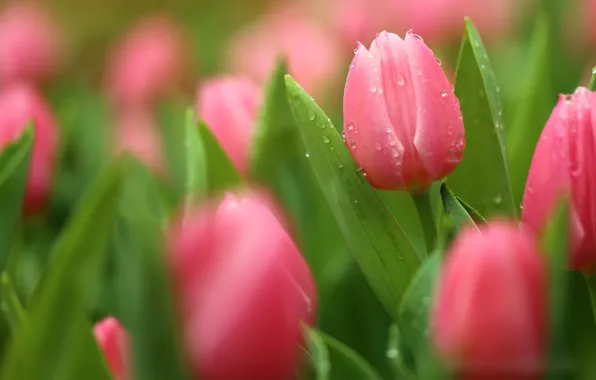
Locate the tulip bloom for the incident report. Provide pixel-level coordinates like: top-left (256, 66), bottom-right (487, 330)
top-left (105, 16), bottom-right (187, 108)
top-left (195, 76), bottom-right (262, 174)
top-left (432, 222), bottom-right (547, 379)
top-left (343, 31), bottom-right (465, 191)
top-left (522, 87), bottom-right (596, 271)
top-left (0, 2), bottom-right (62, 85)
top-left (93, 317), bottom-right (131, 380)
top-left (167, 190), bottom-right (316, 379)
top-left (113, 109), bottom-right (165, 174)
top-left (0, 83), bottom-right (59, 215)
top-left (227, 5), bottom-right (341, 99)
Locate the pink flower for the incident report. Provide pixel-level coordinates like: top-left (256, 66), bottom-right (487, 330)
top-left (522, 87), bottom-right (596, 271)
top-left (0, 2), bottom-right (62, 85)
top-left (167, 190), bottom-right (316, 379)
top-left (195, 76), bottom-right (262, 175)
top-left (93, 317), bottom-right (131, 380)
top-left (113, 109), bottom-right (165, 174)
top-left (432, 221), bottom-right (547, 379)
top-left (227, 5), bottom-right (341, 100)
top-left (343, 31), bottom-right (465, 191)
top-left (0, 83), bottom-right (59, 215)
top-left (105, 16), bottom-right (187, 109)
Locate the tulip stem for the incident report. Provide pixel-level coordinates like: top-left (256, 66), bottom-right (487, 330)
top-left (411, 189), bottom-right (437, 257)
top-left (584, 274), bottom-right (596, 325)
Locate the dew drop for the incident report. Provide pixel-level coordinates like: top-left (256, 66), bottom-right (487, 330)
top-left (397, 75), bottom-right (405, 86)
top-left (440, 90), bottom-right (448, 98)
top-left (378, 88), bottom-right (384, 94)
top-left (338, 164), bottom-right (344, 169)
top-left (370, 86), bottom-right (377, 93)
top-left (322, 135), bottom-right (330, 144)
top-left (411, 33), bottom-right (424, 41)
top-left (354, 47), bottom-right (359, 54)
top-left (392, 148), bottom-right (400, 158)
top-left (347, 122), bottom-right (355, 131)
top-left (308, 110), bottom-right (315, 121)
top-left (436, 57), bottom-right (442, 66)
top-left (493, 194), bottom-right (502, 204)
top-left (374, 142), bottom-right (382, 151)
top-left (353, 198), bottom-right (359, 204)
top-left (387, 348), bottom-right (399, 359)
top-left (351, 140), bottom-right (357, 149)
top-left (593, 67), bottom-right (596, 75)
top-left (305, 153), bottom-right (310, 158)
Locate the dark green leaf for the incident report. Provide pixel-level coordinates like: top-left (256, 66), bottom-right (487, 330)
top-left (507, 15), bottom-right (555, 206)
top-left (440, 183), bottom-right (478, 232)
top-left (0, 127), bottom-right (33, 272)
top-left (305, 327), bottom-right (383, 380)
top-left (198, 122), bottom-right (242, 194)
top-left (0, 272), bottom-right (25, 331)
top-left (1, 160), bottom-right (124, 380)
top-left (115, 161), bottom-right (189, 380)
top-left (449, 18), bottom-right (516, 218)
top-left (285, 75), bottom-right (420, 320)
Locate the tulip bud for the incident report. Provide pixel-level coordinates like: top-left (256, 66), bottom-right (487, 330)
top-left (343, 31), bottom-right (465, 191)
top-left (226, 5), bottom-right (341, 100)
top-left (167, 190), bottom-right (316, 379)
top-left (105, 16), bottom-right (186, 109)
top-left (113, 109), bottom-right (165, 174)
top-left (0, 2), bottom-right (62, 85)
top-left (195, 76), bottom-right (262, 174)
top-left (522, 87), bottom-right (596, 271)
top-left (432, 221), bottom-right (547, 379)
top-left (0, 83), bottom-right (58, 215)
top-left (93, 317), bottom-right (131, 380)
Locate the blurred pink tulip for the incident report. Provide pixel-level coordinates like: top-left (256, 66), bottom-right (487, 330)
top-left (167, 190), bottom-right (316, 379)
top-left (432, 221), bottom-right (547, 379)
top-left (0, 2), bottom-right (62, 85)
top-left (93, 317), bottom-right (131, 380)
top-left (105, 16), bottom-right (187, 109)
top-left (227, 5), bottom-right (342, 99)
top-left (0, 83), bottom-right (58, 215)
top-left (195, 76), bottom-right (262, 175)
top-left (113, 109), bottom-right (165, 174)
top-left (522, 87), bottom-right (596, 271)
top-left (343, 31), bottom-right (464, 191)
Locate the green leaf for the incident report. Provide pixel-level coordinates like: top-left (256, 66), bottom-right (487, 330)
top-left (183, 109), bottom-right (208, 199)
top-left (449, 18), bottom-right (516, 218)
top-left (1, 160), bottom-right (124, 380)
top-left (0, 272), bottom-right (25, 331)
top-left (507, 15), bottom-right (555, 206)
top-left (305, 327), bottom-right (383, 380)
top-left (398, 253), bottom-right (449, 379)
top-left (285, 75), bottom-right (420, 320)
top-left (589, 67), bottom-right (596, 91)
top-left (440, 183), bottom-right (478, 233)
top-left (198, 121), bottom-right (242, 194)
top-left (0, 127), bottom-right (33, 272)
top-left (114, 161), bottom-right (189, 380)
top-left (305, 326), bottom-right (331, 380)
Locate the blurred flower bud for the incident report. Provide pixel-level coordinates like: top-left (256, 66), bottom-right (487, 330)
top-left (343, 31), bottom-right (465, 191)
top-left (522, 87), bottom-right (596, 271)
top-left (195, 76), bottom-right (262, 175)
top-left (432, 221), bottom-right (547, 379)
top-left (105, 16), bottom-right (187, 109)
top-left (113, 109), bottom-right (165, 174)
top-left (167, 190), bottom-right (316, 379)
top-left (0, 2), bottom-right (63, 85)
top-left (0, 83), bottom-right (58, 215)
top-left (93, 317), bottom-right (131, 380)
top-left (227, 4), bottom-right (341, 100)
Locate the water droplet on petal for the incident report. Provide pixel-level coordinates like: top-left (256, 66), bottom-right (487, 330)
top-left (397, 75), bottom-right (405, 86)
top-left (354, 47), bottom-right (359, 54)
top-left (440, 90), bottom-right (448, 98)
top-left (347, 122), bottom-right (355, 131)
top-left (436, 57), bottom-right (442, 66)
top-left (411, 33), bottom-right (424, 41)
top-left (351, 140), bottom-right (357, 149)
top-left (374, 142), bottom-right (382, 151)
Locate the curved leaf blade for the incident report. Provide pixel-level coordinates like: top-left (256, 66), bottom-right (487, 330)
top-left (285, 75), bottom-right (420, 320)
top-left (448, 18), bottom-right (516, 218)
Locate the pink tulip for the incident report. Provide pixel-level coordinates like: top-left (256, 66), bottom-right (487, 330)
top-left (522, 87), bottom-right (596, 271)
top-left (195, 76), bottom-right (262, 175)
top-left (432, 221), bottom-right (547, 379)
top-left (105, 16), bottom-right (187, 109)
top-left (226, 4), bottom-right (341, 100)
top-left (93, 317), bottom-right (131, 380)
top-left (0, 83), bottom-right (58, 215)
top-left (343, 31), bottom-right (465, 191)
top-left (0, 2), bottom-right (62, 85)
top-left (113, 109), bottom-right (165, 174)
top-left (167, 190), bottom-right (316, 379)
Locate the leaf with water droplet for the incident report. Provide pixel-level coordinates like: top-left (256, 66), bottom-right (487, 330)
top-left (448, 18), bottom-right (516, 218)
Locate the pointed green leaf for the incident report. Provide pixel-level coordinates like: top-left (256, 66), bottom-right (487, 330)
top-left (0, 126), bottom-right (33, 272)
top-left (305, 326), bottom-right (331, 380)
top-left (440, 183), bottom-right (478, 232)
top-left (1, 160), bottom-right (124, 380)
top-left (0, 273), bottom-right (25, 331)
top-left (198, 122), bottom-right (242, 194)
top-left (184, 109), bottom-right (207, 199)
top-left (285, 75), bottom-right (420, 320)
top-left (114, 161), bottom-right (189, 380)
top-left (305, 327), bottom-right (383, 380)
top-left (449, 18), bottom-right (516, 217)
top-left (508, 15), bottom-right (555, 206)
